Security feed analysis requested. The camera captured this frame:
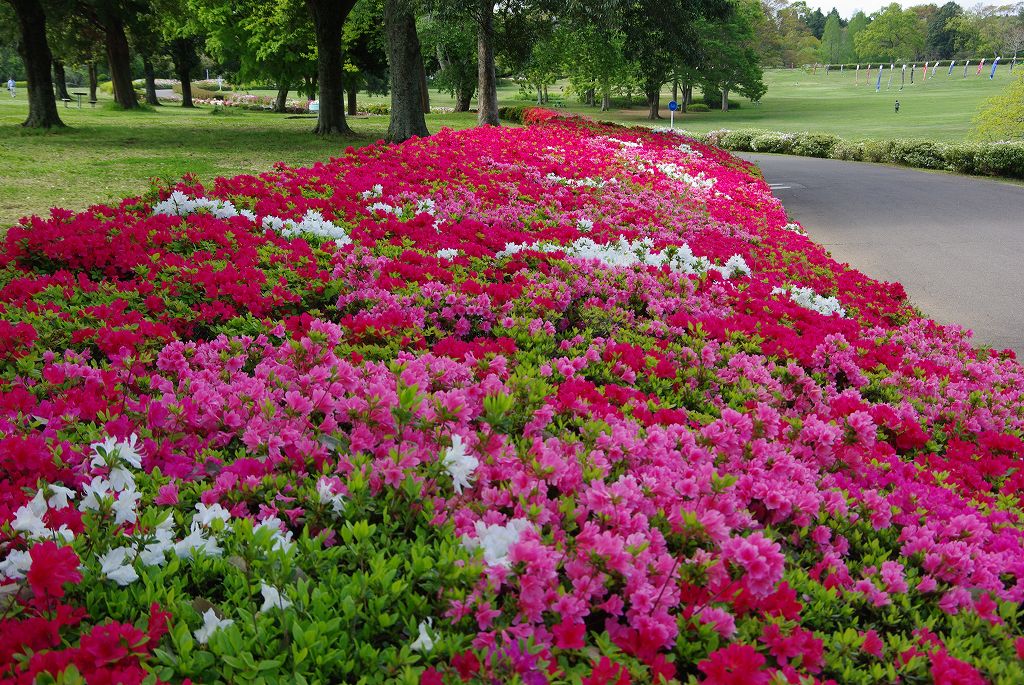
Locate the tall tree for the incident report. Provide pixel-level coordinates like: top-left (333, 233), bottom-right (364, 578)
top-left (168, 36), bottom-right (200, 107)
top-left (844, 10), bottom-right (868, 60)
top-left (306, 0), bottom-right (358, 134)
top-left (699, 0), bottom-right (766, 111)
top-left (476, 0), bottom-right (498, 125)
top-left (383, 0), bottom-right (428, 142)
top-left (926, 1), bottom-right (960, 59)
top-left (420, 8), bottom-right (477, 111)
top-left (78, 0), bottom-right (143, 108)
top-left (855, 3), bottom-right (925, 62)
top-left (820, 9), bottom-right (842, 63)
top-left (191, 0), bottom-right (317, 113)
top-left (5, 0), bottom-right (64, 127)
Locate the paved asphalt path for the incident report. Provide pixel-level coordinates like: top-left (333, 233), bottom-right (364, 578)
top-left (738, 153), bottom-right (1024, 354)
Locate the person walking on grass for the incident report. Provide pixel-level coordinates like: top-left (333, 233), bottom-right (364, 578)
top-left (894, 99), bottom-right (900, 114)
top-left (7, 78), bottom-right (15, 98)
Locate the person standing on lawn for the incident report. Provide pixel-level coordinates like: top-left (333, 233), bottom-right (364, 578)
top-left (894, 99), bottom-right (900, 113)
top-left (7, 78), bottom-right (15, 98)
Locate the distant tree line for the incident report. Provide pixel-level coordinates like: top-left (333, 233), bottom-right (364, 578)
top-left (757, 0), bottom-right (1024, 67)
top-left (3, 0), bottom-right (773, 135)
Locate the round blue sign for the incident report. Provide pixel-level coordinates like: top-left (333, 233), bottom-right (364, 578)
top-left (668, 100), bottom-right (679, 112)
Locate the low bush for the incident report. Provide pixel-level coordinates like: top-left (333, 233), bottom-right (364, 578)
top-left (860, 139), bottom-right (896, 163)
top-left (973, 141), bottom-right (1024, 179)
top-left (686, 103), bottom-right (710, 112)
top-left (498, 106), bottom-right (528, 123)
top-left (792, 133), bottom-right (840, 158)
top-left (830, 140), bottom-right (864, 161)
top-left (888, 139), bottom-right (947, 169)
top-left (362, 103), bottom-right (391, 115)
top-left (751, 132), bottom-right (797, 153)
top-left (718, 130), bottom-right (762, 150)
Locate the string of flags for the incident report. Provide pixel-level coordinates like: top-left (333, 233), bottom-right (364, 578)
top-left (823, 57), bottom-right (1016, 89)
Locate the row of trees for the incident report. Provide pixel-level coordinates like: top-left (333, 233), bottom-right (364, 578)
top-left (5, 0), bottom-right (768, 137)
top-left (770, 0), bottom-right (1024, 66)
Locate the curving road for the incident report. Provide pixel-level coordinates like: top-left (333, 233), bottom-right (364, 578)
top-left (738, 153), bottom-right (1024, 355)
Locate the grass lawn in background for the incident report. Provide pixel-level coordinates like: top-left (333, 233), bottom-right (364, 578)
top-left (1, 66), bottom-right (1013, 227)
top-left (0, 95), bottom-right (479, 228)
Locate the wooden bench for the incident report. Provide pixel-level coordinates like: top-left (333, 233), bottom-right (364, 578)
top-left (62, 97), bottom-right (73, 108)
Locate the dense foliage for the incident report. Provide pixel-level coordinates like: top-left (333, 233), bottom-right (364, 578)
top-left (2, 111), bottom-right (1023, 684)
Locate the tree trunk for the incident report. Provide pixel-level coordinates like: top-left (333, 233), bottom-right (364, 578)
top-left (52, 59), bottom-right (70, 99)
top-left (306, 0), bottom-right (357, 135)
top-left (542, 83), bottom-right (548, 103)
top-left (721, 88), bottom-right (729, 112)
top-left (476, 0), bottom-right (499, 126)
top-left (601, 77), bottom-right (610, 111)
top-left (455, 84), bottom-right (473, 112)
top-left (143, 58), bottom-right (160, 105)
top-left (384, 0), bottom-right (429, 143)
top-left (9, 0), bottom-right (63, 128)
top-left (276, 83), bottom-right (290, 112)
top-left (102, 13), bottom-right (137, 109)
top-left (418, 54), bottom-right (429, 113)
top-left (176, 61), bottom-right (194, 108)
top-left (672, 79), bottom-right (678, 103)
top-left (535, 85), bottom-right (542, 105)
top-left (88, 61), bottom-right (98, 102)
top-left (646, 80), bottom-right (662, 120)
top-left (585, 87), bottom-right (595, 106)
top-left (346, 81), bottom-right (356, 115)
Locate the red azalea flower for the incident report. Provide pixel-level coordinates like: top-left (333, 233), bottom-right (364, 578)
top-left (77, 622), bottom-right (147, 669)
top-left (582, 656), bottom-right (630, 685)
top-left (697, 644), bottom-right (771, 685)
top-left (930, 650), bottom-right (986, 685)
top-left (861, 630), bottom-right (884, 658)
top-left (27, 541), bottom-right (82, 600)
top-left (451, 650), bottom-right (480, 681)
top-left (552, 620), bottom-right (586, 649)
top-left (420, 667), bottom-right (444, 685)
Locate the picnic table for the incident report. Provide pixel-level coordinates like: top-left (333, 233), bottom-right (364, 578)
top-left (69, 91), bottom-right (86, 108)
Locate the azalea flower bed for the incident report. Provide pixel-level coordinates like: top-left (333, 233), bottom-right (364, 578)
top-left (2, 109), bottom-right (1023, 684)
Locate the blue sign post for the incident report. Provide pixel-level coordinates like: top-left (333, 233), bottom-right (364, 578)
top-left (668, 100), bottom-right (678, 129)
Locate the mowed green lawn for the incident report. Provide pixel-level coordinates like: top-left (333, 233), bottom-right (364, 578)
top-left (0, 66), bottom-right (1014, 227)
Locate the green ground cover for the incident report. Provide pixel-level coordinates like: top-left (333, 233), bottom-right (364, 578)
top-left (0, 67), bottom-right (1011, 227)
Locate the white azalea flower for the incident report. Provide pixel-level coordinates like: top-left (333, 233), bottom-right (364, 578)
top-left (139, 527), bottom-right (175, 567)
top-left (254, 517), bottom-right (294, 553)
top-left (410, 619), bottom-right (434, 653)
top-left (194, 609), bottom-right (233, 644)
top-left (0, 549), bottom-right (33, 580)
top-left (442, 435), bottom-right (479, 494)
top-left (79, 476), bottom-right (112, 512)
top-left (316, 478), bottom-right (346, 515)
top-left (773, 286), bottom-right (846, 317)
top-left (174, 525), bottom-right (223, 559)
top-left (436, 248), bottom-right (459, 260)
top-left (90, 434), bottom-right (143, 470)
top-left (112, 488), bottom-right (141, 526)
top-left (107, 466), bottom-right (135, 493)
top-left (259, 582), bottom-right (293, 612)
top-left (194, 502), bottom-right (232, 528)
top-left (45, 485), bottom-right (76, 510)
top-left (11, 491), bottom-right (48, 538)
top-left (99, 547), bottom-right (139, 586)
top-left (463, 518), bottom-right (532, 568)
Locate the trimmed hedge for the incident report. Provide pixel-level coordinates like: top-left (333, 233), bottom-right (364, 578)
top-left (696, 128), bottom-right (1024, 180)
